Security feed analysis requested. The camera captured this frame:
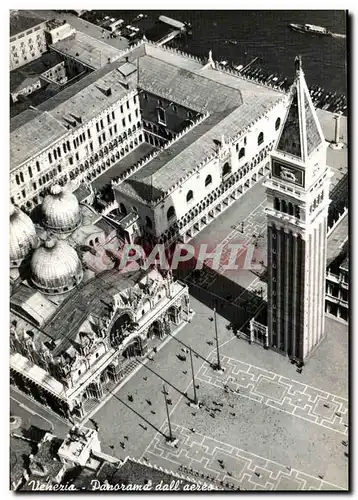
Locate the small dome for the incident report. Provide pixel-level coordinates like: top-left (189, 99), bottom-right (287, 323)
top-left (42, 184), bottom-right (81, 233)
top-left (31, 238), bottom-right (83, 294)
top-left (10, 204), bottom-right (38, 267)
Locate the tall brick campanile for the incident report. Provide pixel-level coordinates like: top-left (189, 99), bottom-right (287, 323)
top-left (265, 56), bottom-right (333, 361)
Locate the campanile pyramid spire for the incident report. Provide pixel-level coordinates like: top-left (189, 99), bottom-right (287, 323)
top-left (276, 55), bottom-right (325, 162)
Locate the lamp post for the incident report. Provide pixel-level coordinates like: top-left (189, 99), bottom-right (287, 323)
top-left (163, 384), bottom-right (174, 442)
top-left (189, 348), bottom-right (198, 405)
top-left (213, 301), bottom-right (222, 371)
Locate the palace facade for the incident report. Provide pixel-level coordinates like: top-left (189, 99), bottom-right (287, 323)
top-left (10, 39), bottom-right (288, 246)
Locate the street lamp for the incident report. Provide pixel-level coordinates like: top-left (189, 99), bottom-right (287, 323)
top-left (162, 384), bottom-right (175, 442)
top-left (189, 348), bottom-right (198, 405)
top-left (213, 301), bottom-right (222, 371)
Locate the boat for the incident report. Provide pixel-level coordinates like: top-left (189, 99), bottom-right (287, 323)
top-left (289, 23), bottom-right (331, 36)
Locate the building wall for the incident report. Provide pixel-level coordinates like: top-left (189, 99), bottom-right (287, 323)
top-left (149, 101), bottom-right (285, 237)
top-left (10, 90), bottom-right (142, 212)
top-left (10, 22), bottom-right (48, 70)
top-left (325, 265), bottom-right (348, 322)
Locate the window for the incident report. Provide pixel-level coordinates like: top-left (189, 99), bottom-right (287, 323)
top-left (107, 114), bottom-right (111, 124)
top-left (274, 197), bottom-right (280, 210)
top-left (205, 174), bottom-right (212, 187)
top-left (257, 132), bottom-right (264, 146)
top-left (295, 206), bottom-right (300, 219)
top-left (275, 117), bottom-right (281, 131)
top-left (20, 172), bottom-right (24, 183)
top-left (186, 190), bottom-right (194, 203)
top-left (167, 206), bottom-right (176, 222)
top-left (146, 216), bottom-right (153, 229)
top-left (122, 118), bottom-right (126, 127)
top-left (187, 111), bottom-right (192, 119)
top-left (120, 104), bottom-right (123, 113)
top-left (128, 114), bottom-right (132, 123)
top-left (48, 152), bottom-right (52, 163)
top-left (133, 95), bottom-right (137, 104)
top-left (158, 108), bottom-right (166, 125)
top-left (100, 119), bottom-right (104, 129)
top-left (36, 160), bottom-right (40, 172)
top-left (112, 110), bottom-right (115, 120)
top-left (126, 100), bottom-right (130, 109)
top-left (143, 93), bottom-right (148, 100)
top-left (222, 162), bottom-right (231, 177)
top-left (96, 123), bottom-right (99, 132)
top-left (239, 147), bottom-right (245, 159)
top-left (28, 166), bottom-right (33, 178)
top-left (33, 182), bottom-right (37, 190)
top-left (114, 124), bottom-right (117, 134)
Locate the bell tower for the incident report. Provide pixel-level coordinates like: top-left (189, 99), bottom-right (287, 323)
top-left (265, 56), bottom-right (333, 361)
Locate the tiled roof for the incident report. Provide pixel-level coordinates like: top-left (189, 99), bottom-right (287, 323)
top-left (10, 111), bottom-right (68, 170)
top-left (276, 60), bottom-right (325, 161)
top-left (11, 285), bottom-right (57, 327)
top-left (10, 10), bottom-right (46, 37)
top-left (41, 268), bottom-right (147, 356)
top-left (51, 31), bottom-right (123, 70)
top-left (138, 54), bottom-right (243, 113)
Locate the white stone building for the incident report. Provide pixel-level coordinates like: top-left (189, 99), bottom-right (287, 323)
top-left (10, 40), bottom-right (288, 244)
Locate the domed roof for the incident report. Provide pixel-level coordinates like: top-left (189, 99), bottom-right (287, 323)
top-left (42, 184), bottom-right (81, 233)
top-left (31, 238), bottom-right (83, 294)
top-left (10, 204), bottom-right (38, 267)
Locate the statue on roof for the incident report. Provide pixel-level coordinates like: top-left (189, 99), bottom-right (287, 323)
top-left (295, 55), bottom-right (302, 74)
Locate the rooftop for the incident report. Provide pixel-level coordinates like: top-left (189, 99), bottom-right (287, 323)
top-left (276, 57), bottom-right (325, 161)
top-left (51, 31), bottom-right (124, 70)
top-left (10, 10), bottom-right (47, 37)
top-left (34, 268), bottom-right (149, 356)
top-left (118, 91), bottom-right (279, 204)
top-left (10, 51), bottom-right (64, 94)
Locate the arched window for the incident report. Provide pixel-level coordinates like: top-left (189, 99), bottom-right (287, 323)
top-left (186, 190), bottom-right (194, 203)
top-left (239, 147), bottom-right (245, 159)
top-left (158, 107), bottom-right (166, 125)
top-left (275, 117), bottom-right (281, 131)
top-left (146, 216), bottom-right (153, 229)
top-left (222, 162), bottom-right (231, 177)
top-left (274, 197), bottom-right (280, 210)
top-left (120, 203), bottom-right (127, 215)
top-left (281, 200), bottom-right (287, 213)
top-left (205, 174), bottom-right (212, 187)
top-left (288, 202), bottom-right (294, 215)
top-left (167, 206), bottom-right (175, 222)
top-left (257, 132), bottom-right (264, 146)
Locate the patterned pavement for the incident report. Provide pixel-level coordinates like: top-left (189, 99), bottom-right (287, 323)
top-left (146, 423), bottom-right (345, 491)
top-left (196, 354), bottom-right (348, 435)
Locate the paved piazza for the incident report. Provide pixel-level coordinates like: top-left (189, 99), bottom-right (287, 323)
top-left (196, 354), bottom-right (348, 435)
top-left (146, 424), bottom-right (344, 491)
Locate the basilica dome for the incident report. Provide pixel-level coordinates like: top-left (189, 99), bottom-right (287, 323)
top-left (42, 184), bottom-right (81, 233)
top-left (30, 238), bottom-right (83, 294)
top-left (10, 204), bottom-right (38, 268)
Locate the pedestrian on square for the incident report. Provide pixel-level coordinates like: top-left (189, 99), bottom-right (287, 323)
top-left (146, 399), bottom-right (152, 406)
top-left (128, 394), bottom-right (133, 402)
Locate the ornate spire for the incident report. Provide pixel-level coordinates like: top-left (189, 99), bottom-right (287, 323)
top-left (275, 56), bottom-right (325, 162)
